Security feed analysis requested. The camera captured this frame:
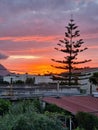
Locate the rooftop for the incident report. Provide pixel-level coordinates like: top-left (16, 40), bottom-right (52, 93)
top-left (42, 96), bottom-right (98, 116)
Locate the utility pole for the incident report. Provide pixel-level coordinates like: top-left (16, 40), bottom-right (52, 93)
top-left (57, 81), bottom-right (60, 97)
top-left (90, 82), bottom-right (93, 96)
top-left (10, 77), bottom-right (13, 96)
top-left (69, 117), bottom-right (72, 130)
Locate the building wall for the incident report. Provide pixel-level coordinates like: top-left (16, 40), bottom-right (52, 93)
top-left (3, 68), bottom-right (98, 94)
top-left (3, 74), bottom-right (55, 84)
top-left (78, 69), bottom-right (98, 93)
top-left (34, 75), bottom-right (55, 84)
top-left (3, 74), bottom-right (35, 83)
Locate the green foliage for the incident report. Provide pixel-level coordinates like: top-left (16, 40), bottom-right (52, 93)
top-left (25, 77), bottom-right (35, 85)
top-left (12, 116), bottom-right (33, 130)
top-left (44, 103), bottom-right (70, 115)
top-left (45, 103), bottom-right (62, 113)
top-left (9, 100), bottom-right (37, 115)
top-left (80, 89), bottom-right (86, 94)
top-left (45, 111), bottom-right (60, 119)
top-left (13, 80), bottom-right (24, 85)
top-left (0, 99), bottom-right (11, 115)
top-left (0, 100), bottom-right (67, 130)
top-left (32, 114), bottom-right (65, 130)
top-left (60, 81), bottom-right (79, 85)
top-left (0, 80), bottom-right (9, 85)
top-left (11, 113), bottom-right (66, 130)
top-left (93, 72), bottom-right (98, 77)
top-left (76, 112), bottom-right (98, 130)
top-left (75, 127), bottom-right (85, 130)
top-left (89, 72), bottom-right (98, 85)
top-left (33, 99), bottom-right (43, 113)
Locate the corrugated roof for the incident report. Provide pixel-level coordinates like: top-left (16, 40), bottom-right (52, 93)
top-left (42, 96), bottom-right (98, 116)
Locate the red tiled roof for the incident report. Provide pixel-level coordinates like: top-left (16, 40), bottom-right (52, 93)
top-left (42, 96), bottom-right (98, 116)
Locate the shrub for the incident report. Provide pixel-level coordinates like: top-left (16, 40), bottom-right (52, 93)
top-left (44, 103), bottom-right (70, 115)
top-left (12, 116), bottom-right (33, 130)
top-left (0, 100), bottom-right (67, 130)
top-left (9, 100), bottom-right (37, 115)
top-left (76, 112), bottom-right (98, 130)
top-left (0, 99), bottom-right (11, 115)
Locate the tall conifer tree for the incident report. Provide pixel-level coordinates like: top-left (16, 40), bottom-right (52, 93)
top-left (52, 18), bottom-right (91, 85)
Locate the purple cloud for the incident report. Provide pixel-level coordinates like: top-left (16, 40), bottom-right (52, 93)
top-left (0, 53), bottom-right (9, 60)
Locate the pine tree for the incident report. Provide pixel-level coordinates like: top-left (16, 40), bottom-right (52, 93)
top-left (52, 18), bottom-right (91, 85)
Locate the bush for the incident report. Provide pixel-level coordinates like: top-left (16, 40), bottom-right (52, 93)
top-left (13, 80), bottom-right (24, 85)
top-left (0, 100), bottom-right (67, 130)
top-left (12, 116), bottom-right (33, 130)
top-left (75, 127), bottom-right (85, 130)
top-left (44, 103), bottom-right (70, 115)
top-left (0, 99), bottom-right (11, 115)
top-left (9, 100), bottom-right (37, 115)
top-left (76, 112), bottom-right (98, 130)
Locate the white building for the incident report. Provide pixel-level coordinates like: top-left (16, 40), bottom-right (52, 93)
top-left (3, 73), bottom-right (35, 83)
top-left (77, 68), bottom-right (98, 93)
top-left (34, 75), bottom-right (55, 84)
top-left (3, 68), bottom-right (98, 94)
top-left (3, 74), bottom-right (55, 84)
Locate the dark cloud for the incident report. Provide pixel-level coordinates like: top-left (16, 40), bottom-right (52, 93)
top-left (0, 0), bottom-right (97, 36)
top-left (0, 53), bottom-right (9, 60)
top-left (0, 0), bottom-right (76, 37)
top-left (75, 0), bottom-right (98, 34)
top-left (0, 0), bottom-right (76, 14)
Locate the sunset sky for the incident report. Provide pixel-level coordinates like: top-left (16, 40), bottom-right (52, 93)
top-left (0, 0), bottom-right (98, 75)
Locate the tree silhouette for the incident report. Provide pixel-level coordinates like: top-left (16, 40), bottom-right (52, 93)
top-left (89, 72), bottom-right (98, 95)
top-left (52, 18), bottom-right (91, 85)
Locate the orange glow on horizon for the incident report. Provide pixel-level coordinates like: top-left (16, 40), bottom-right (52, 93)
top-left (4, 59), bottom-right (97, 75)
top-left (0, 29), bottom-right (98, 75)
top-left (7, 63), bottom-right (64, 75)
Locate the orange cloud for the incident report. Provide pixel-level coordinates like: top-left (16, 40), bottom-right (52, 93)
top-left (0, 33), bottom-right (97, 43)
top-left (6, 46), bottom-right (56, 59)
top-left (0, 33), bottom-right (97, 75)
top-left (0, 35), bottom-right (61, 42)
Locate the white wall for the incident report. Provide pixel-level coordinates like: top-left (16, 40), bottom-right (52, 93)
top-left (34, 75), bottom-right (54, 84)
top-left (3, 74), bottom-right (35, 83)
top-left (3, 68), bottom-right (98, 92)
top-left (3, 74), bottom-right (55, 84)
top-left (78, 69), bottom-right (98, 93)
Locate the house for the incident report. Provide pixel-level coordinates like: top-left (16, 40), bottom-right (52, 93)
top-left (77, 68), bottom-right (98, 93)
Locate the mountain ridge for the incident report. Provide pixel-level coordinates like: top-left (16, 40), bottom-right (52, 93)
top-left (0, 64), bottom-right (10, 76)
